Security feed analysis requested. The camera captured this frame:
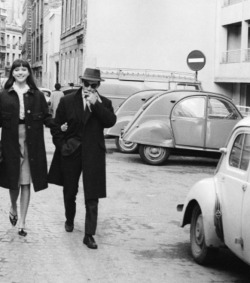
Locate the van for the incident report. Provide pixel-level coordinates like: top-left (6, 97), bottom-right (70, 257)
top-left (98, 67), bottom-right (202, 110)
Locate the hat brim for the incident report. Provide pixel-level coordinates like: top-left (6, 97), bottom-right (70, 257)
top-left (79, 76), bottom-right (105, 82)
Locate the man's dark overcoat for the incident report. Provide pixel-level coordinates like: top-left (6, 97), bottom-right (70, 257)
top-left (0, 87), bottom-right (54, 192)
top-left (48, 87), bottom-right (116, 200)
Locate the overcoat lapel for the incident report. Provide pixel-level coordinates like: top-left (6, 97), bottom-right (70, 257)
top-left (74, 89), bottom-right (84, 122)
top-left (84, 106), bottom-right (91, 125)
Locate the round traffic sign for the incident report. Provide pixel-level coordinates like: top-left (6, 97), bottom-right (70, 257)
top-left (187, 50), bottom-right (206, 71)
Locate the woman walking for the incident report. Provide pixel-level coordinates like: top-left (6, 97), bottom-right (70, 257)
top-left (0, 59), bottom-right (55, 236)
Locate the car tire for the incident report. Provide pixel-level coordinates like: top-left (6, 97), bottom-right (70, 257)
top-left (190, 204), bottom-right (218, 265)
top-left (115, 136), bottom-right (139, 153)
top-left (138, 145), bottom-right (170, 165)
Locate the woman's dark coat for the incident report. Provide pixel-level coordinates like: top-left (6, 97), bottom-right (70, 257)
top-left (0, 87), bottom-right (54, 192)
top-left (48, 87), bottom-right (117, 200)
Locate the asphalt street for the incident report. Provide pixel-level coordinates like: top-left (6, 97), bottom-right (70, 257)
top-left (0, 128), bottom-right (249, 283)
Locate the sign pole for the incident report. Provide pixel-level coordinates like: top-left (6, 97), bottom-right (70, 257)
top-left (187, 50), bottom-right (206, 81)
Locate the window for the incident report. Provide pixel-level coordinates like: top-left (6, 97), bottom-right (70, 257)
top-left (208, 98), bottom-right (240, 120)
top-left (71, 0), bottom-right (76, 27)
top-left (172, 97), bottom-right (205, 118)
top-left (67, 0), bottom-right (71, 29)
top-left (76, 0), bottom-right (81, 24)
top-left (62, 0), bottom-right (67, 32)
top-left (229, 133), bottom-right (250, 171)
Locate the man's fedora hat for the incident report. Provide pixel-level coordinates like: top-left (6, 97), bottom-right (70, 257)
top-left (80, 68), bottom-right (104, 82)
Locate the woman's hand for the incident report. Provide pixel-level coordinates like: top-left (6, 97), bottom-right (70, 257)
top-left (61, 122), bottom-right (68, 132)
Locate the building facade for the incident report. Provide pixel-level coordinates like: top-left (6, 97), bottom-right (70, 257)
top-left (21, 0), bottom-right (32, 62)
top-left (4, 23), bottom-right (22, 76)
top-left (0, 0), bottom-right (23, 79)
top-left (30, 0), bottom-right (44, 86)
top-left (0, 0), bottom-right (7, 83)
top-left (43, 0), bottom-right (62, 89)
top-left (60, 0), bottom-right (87, 86)
top-left (215, 0), bottom-right (250, 106)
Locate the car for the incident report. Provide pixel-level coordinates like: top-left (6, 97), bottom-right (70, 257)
top-left (177, 117), bottom-right (250, 266)
top-left (121, 90), bottom-right (243, 165)
top-left (105, 89), bottom-right (166, 153)
top-left (39, 87), bottom-right (52, 106)
top-left (106, 83), bottom-right (203, 153)
top-left (61, 84), bottom-right (81, 95)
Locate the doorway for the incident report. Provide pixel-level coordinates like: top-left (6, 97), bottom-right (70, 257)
top-left (246, 85), bottom-right (250, 106)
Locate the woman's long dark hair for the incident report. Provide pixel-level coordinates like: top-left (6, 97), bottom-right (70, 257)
top-left (4, 59), bottom-right (39, 90)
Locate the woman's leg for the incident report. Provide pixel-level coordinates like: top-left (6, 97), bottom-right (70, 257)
top-left (19, 184), bottom-right (31, 229)
top-left (9, 189), bottom-right (20, 215)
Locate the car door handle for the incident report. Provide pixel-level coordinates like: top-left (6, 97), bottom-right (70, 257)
top-left (242, 184), bottom-right (247, 192)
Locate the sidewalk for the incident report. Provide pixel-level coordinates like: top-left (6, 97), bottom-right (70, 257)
top-left (0, 129), bottom-right (169, 283)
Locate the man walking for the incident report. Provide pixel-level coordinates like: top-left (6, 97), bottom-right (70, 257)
top-left (50, 83), bottom-right (64, 118)
top-left (48, 68), bottom-right (116, 249)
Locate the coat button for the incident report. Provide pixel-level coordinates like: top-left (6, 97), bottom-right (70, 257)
top-left (27, 110), bottom-right (31, 113)
top-left (27, 126), bottom-right (31, 129)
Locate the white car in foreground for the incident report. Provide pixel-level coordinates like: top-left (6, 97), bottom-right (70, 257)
top-left (39, 87), bottom-right (52, 106)
top-left (178, 117), bottom-right (250, 266)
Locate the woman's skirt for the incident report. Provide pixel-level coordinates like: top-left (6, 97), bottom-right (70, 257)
top-left (18, 124), bottom-right (31, 185)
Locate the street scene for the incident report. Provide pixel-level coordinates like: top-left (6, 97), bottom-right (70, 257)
top-left (0, 128), bottom-right (249, 283)
top-left (0, 0), bottom-right (250, 282)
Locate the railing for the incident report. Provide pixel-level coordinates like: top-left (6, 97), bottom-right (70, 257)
top-left (237, 105), bottom-right (250, 117)
top-left (224, 0), bottom-right (245, 6)
top-left (222, 49), bottom-right (241, 63)
top-left (243, 49), bottom-right (250, 62)
top-left (99, 67), bottom-right (198, 83)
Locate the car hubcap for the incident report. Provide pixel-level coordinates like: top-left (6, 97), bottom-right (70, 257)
top-left (119, 138), bottom-right (137, 151)
top-left (195, 215), bottom-right (204, 246)
top-left (145, 147), bottom-right (166, 160)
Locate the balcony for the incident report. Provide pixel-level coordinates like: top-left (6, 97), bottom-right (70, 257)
top-left (215, 48), bottom-right (250, 83)
top-left (0, 8), bottom-right (7, 17)
top-left (224, 0), bottom-right (244, 6)
top-left (0, 45), bottom-right (6, 53)
top-left (222, 49), bottom-right (241, 63)
top-left (222, 49), bottom-right (250, 63)
top-left (244, 48), bottom-right (250, 62)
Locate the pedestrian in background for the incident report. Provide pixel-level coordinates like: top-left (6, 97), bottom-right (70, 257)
top-left (48, 68), bottom-right (116, 249)
top-left (0, 59), bottom-right (55, 237)
top-left (50, 83), bottom-right (64, 118)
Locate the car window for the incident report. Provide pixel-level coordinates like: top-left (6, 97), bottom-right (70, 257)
top-left (172, 97), bottom-right (205, 118)
top-left (175, 83), bottom-right (200, 90)
top-left (229, 133), bottom-right (250, 171)
top-left (208, 98), bottom-right (240, 120)
top-left (121, 90), bottom-right (163, 112)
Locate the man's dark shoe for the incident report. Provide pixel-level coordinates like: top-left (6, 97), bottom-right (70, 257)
top-left (83, 234), bottom-right (98, 249)
top-left (65, 222), bottom-right (74, 232)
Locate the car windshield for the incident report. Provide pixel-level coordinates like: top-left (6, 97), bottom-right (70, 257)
top-left (229, 133), bottom-right (250, 171)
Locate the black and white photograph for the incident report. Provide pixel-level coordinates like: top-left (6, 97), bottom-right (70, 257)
top-left (0, 0), bottom-right (250, 282)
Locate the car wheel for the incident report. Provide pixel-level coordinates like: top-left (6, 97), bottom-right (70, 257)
top-left (190, 204), bottom-right (218, 265)
top-left (115, 136), bottom-right (139, 153)
top-left (138, 145), bottom-right (170, 165)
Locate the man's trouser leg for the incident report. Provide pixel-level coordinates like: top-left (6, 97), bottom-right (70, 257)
top-left (85, 199), bottom-right (99, 235)
top-left (61, 147), bottom-right (82, 225)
